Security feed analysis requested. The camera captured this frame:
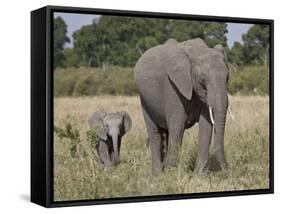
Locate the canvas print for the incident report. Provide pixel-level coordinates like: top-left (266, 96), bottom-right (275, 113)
top-left (53, 12), bottom-right (270, 202)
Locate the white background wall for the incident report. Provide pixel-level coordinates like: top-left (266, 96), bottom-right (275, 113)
top-left (0, 0), bottom-right (279, 212)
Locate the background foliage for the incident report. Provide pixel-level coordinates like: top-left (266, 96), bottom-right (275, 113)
top-left (227, 25), bottom-right (270, 66)
top-left (54, 66), bottom-right (137, 96)
top-left (53, 17), bottom-right (70, 68)
top-left (54, 66), bottom-right (269, 97)
top-left (53, 15), bottom-right (270, 96)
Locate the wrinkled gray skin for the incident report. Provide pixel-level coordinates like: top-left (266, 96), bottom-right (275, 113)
top-left (134, 38), bottom-right (229, 175)
top-left (88, 111), bottom-right (132, 167)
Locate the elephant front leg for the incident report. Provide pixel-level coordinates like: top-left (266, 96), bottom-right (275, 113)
top-left (195, 106), bottom-right (213, 174)
top-left (98, 141), bottom-right (114, 167)
top-left (150, 133), bottom-right (163, 175)
top-left (164, 126), bottom-right (184, 169)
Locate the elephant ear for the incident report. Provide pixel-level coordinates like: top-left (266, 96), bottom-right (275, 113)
top-left (182, 41), bottom-right (212, 85)
top-left (164, 38), bottom-right (178, 45)
top-left (213, 44), bottom-right (225, 55)
top-left (119, 111), bottom-right (132, 135)
top-left (164, 45), bottom-right (193, 100)
top-left (214, 44), bottom-right (229, 68)
top-left (88, 111), bottom-right (107, 140)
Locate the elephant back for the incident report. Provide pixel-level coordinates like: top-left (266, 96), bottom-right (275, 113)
top-left (134, 44), bottom-right (166, 82)
top-left (182, 38), bottom-right (208, 49)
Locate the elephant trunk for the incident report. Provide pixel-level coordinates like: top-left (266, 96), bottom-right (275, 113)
top-left (213, 91), bottom-right (228, 170)
top-left (110, 130), bottom-right (120, 165)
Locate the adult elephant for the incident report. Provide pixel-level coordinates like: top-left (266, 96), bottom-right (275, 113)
top-left (134, 38), bottom-right (229, 175)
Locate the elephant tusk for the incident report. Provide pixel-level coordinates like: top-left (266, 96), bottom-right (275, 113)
top-left (209, 106), bottom-right (215, 125)
top-left (228, 107), bottom-right (235, 121)
top-left (227, 93), bottom-right (235, 121)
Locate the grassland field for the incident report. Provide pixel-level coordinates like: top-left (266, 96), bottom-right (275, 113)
top-left (54, 95), bottom-right (269, 201)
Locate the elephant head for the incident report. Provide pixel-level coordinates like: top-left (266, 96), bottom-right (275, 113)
top-left (165, 38), bottom-right (229, 169)
top-left (88, 111), bottom-right (132, 164)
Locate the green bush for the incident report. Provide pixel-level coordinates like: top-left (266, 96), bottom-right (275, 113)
top-left (54, 66), bottom-right (138, 96)
top-left (54, 115), bottom-right (80, 158)
top-left (54, 65), bottom-right (269, 97)
top-left (228, 65), bottom-right (269, 95)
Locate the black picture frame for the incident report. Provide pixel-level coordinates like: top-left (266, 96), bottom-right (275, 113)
top-left (31, 5), bottom-right (274, 208)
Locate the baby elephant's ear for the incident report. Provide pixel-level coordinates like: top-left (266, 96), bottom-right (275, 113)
top-left (88, 111), bottom-right (107, 141)
top-left (119, 111), bottom-right (132, 134)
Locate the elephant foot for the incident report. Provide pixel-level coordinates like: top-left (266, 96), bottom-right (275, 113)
top-left (145, 137), bottom-right (150, 148)
top-left (194, 167), bottom-right (210, 176)
top-left (152, 170), bottom-right (162, 176)
top-left (164, 152), bottom-right (179, 169)
top-left (112, 158), bottom-right (120, 165)
top-left (164, 159), bottom-right (177, 169)
top-left (219, 162), bottom-right (228, 171)
top-left (103, 162), bottom-right (114, 168)
top-left (103, 159), bottom-right (120, 167)
top-left (152, 165), bottom-right (163, 176)
top-left (113, 162), bottom-right (120, 166)
top-left (194, 160), bottom-right (210, 175)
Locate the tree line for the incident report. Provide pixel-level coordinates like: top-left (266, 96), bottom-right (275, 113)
top-left (54, 16), bottom-right (269, 68)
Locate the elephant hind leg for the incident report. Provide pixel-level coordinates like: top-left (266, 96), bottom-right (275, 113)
top-left (141, 106), bottom-right (163, 175)
top-left (145, 131), bottom-right (168, 165)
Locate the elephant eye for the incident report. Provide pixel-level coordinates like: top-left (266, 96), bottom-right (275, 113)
top-left (198, 74), bottom-right (205, 85)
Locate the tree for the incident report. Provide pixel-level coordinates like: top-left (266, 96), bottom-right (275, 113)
top-left (54, 17), bottom-right (70, 68)
top-left (72, 16), bottom-right (166, 68)
top-left (228, 24), bottom-right (270, 66)
top-left (62, 48), bottom-right (81, 68)
top-left (170, 21), bottom-right (227, 48)
top-left (242, 24), bottom-right (269, 66)
top-left (204, 22), bottom-right (228, 47)
top-left (227, 41), bottom-right (244, 66)
top-left (70, 16), bottom-right (228, 68)
top-left (72, 23), bottom-right (99, 67)
top-left (170, 20), bottom-right (204, 42)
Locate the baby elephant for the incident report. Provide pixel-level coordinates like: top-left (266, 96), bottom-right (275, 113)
top-left (88, 111), bottom-right (132, 167)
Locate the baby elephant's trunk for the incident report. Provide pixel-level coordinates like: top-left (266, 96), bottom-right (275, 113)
top-left (110, 130), bottom-right (120, 165)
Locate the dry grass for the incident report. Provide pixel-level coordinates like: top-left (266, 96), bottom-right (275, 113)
top-left (53, 95), bottom-right (269, 201)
